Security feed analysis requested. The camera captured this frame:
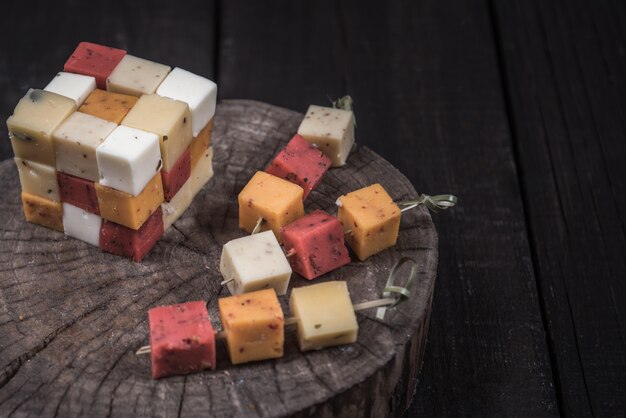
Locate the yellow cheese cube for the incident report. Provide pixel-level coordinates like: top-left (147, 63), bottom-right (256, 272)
top-left (7, 89), bottom-right (76, 166)
top-left (15, 158), bottom-right (60, 202)
top-left (337, 184), bottom-right (401, 261)
top-left (238, 171), bottom-right (304, 241)
top-left (95, 173), bottom-right (164, 230)
top-left (190, 119), bottom-right (213, 170)
top-left (21, 192), bottom-right (64, 232)
top-left (78, 89), bottom-right (138, 124)
top-left (289, 281), bottom-right (358, 351)
top-left (218, 289), bottom-right (284, 364)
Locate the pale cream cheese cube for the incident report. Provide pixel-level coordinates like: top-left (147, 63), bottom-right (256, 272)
top-left (297, 105), bottom-right (355, 167)
top-left (161, 178), bottom-right (193, 231)
top-left (14, 158), bottom-right (60, 202)
top-left (62, 203), bottom-right (102, 247)
top-left (106, 54), bottom-right (171, 97)
top-left (44, 72), bottom-right (96, 107)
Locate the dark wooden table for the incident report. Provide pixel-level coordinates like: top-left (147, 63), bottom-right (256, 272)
top-left (1, 0), bottom-right (625, 416)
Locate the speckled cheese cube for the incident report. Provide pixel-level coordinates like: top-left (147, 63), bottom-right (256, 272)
top-left (107, 54), bottom-right (170, 97)
top-left (96, 125), bottom-right (162, 196)
top-left (188, 147), bottom-right (213, 197)
top-left (62, 203), bottom-right (102, 247)
top-left (79, 89), bottom-right (138, 124)
top-left (220, 230), bottom-right (292, 296)
top-left (336, 184), bottom-right (401, 261)
top-left (238, 171), bottom-right (304, 241)
top-left (162, 179), bottom-right (193, 231)
top-left (7, 89), bottom-right (76, 166)
top-left (289, 281), bottom-right (358, 351)
top-left (14, 158), bottom-right (60, 202)
top-left (21, 192), bottom-right (64, 232)
top-left (190, 120), bottom-right (213, 170)
top-left (122, 94), bottom-right (193, 172)
top-left (44, 72), bottom-right (96, 107)
top-left (53, 112), bottom-right (117, 182)
top-left (63, 42), bottom-right (126, 89)
top-left (218, 289), bottom-right (284, 365)
top-left (297, 105), bottom-right (355, 167)
top-left (156, 67), bottom-right (217, 137)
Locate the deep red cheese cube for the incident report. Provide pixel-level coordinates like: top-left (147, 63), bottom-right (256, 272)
top-left (265, 134), bottom-right (331, 201)
top-left (64, 42), bottom-right (127, 89)
top-left (161, 147), bottom-right (191, 202)
top-left (281, 210), bottom-right (350, 280)
top-left (100, 207), bottom-right (164, 262)
top-left (57, 172), bottom-right (100, 215)
top-left (148, 301), bottom-right (216, 379)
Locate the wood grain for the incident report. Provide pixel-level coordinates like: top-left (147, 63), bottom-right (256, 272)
top-left (0, 100), bottom-right (437, 417)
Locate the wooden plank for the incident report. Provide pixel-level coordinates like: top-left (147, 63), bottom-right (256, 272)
top-left (492, 0), bottom-right (626, 415)
top-left (219, 0), bottom-right (559, 415)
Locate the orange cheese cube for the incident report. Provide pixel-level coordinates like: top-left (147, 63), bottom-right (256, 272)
top-left (21, 192), bottom-right (63, 232)
top-left (336, 184), bottom-right (401, 261)
top-left (218, 289), bottom-right (284, 365)
top-left (95, 173), bottom-right (164, 230)
top-left (78, 89), bottom-right (138, 124)
top-left (190, 119), bottom-right (213, 170)
top-left (238, 171), bottom-right (304, 241)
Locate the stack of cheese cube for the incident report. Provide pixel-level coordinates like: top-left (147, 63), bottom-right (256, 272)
top-left (7, 42), bottom-right (217, 261)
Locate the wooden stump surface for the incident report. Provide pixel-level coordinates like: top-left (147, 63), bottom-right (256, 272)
top-left (0, 100), bottom-right (437, 417)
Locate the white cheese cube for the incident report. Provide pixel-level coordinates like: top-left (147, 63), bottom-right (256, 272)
top-left (156, 67), bottom-right (217, 137)
top-left (62, 203), bottom-right (102, 247)
top-left (162, 179), bottom-right (193, 230)
top-left (106, 54), bottom-right (171, 97)
top-left (96, 125), bottom-right (161, 196)
top-left (15, 158), bottom-right (60, 202)
top-left (53, 112), bottom-right (117, 181)
top-left (220, 230), bottom-right (292, 296)
top-left (297, 105), bottom-right (355, 167)
top-left (44, 72), bottom-right (96, 107)
top-left (189, 147), bottom-right (213, 197)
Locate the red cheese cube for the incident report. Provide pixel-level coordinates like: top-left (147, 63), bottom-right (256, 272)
top-left (280, 210), bottom-right (350, 280)
top-left (161, 147), bottom-right (191, 202)
top-left (57, 172), bottom-right (100, 215)
top-left (265, 134), bottom-right (331, 201)
top-left (64, 42), bottom-right (127, 89)
top-left (99, 207), bottom-right (164, 262)
top-left (148, 301), bottom-right (216, 379)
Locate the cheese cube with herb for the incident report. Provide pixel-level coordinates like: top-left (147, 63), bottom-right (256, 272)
top-left (161, 147), bottom-right (191, 202)
top-left (189, 120), bottom-right (213, 170)
top-left (218, 289), bottom-right (284, 365)
top-left (100, 207), bottom-right (164, 261)
top-left (162, 178), bottom-right (193, 230)
top-left (57, 172), bottom-right (100, 215)
top-left (62, 203), bottom-right (102, 247)
top-left (220, 230), bottom-right (292, 296)
top-left (238, 171), bottom-right (304, 241)
top-left (64, 42), bottom-right (127, 89)
top-left (21, 192), bottom-right (64, 232)
top-left (297, 104), bottom-right (355, 167)
top-left (7, 89), bottom-right (76, 166)
top-left (189, 147), bottom-right (214, 196)
top-left (107, 54), bottom-right (171, 97)
top-left (289, 281), bottom-right (358, 351)
top-left (15, 158), bottom-right (60, 202)
top-left (336, 184), bottom-right (401, 261)
top-left (79, 89), bottom-right (138, 124)
top-left (44, 72), bottom-right (96, 107)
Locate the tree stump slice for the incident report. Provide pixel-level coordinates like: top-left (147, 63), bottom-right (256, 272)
top-left (0, 100), bottom-right (437, 417)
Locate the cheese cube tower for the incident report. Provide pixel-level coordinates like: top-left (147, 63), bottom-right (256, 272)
top-left (62, 203), bottom-right (102, 247)
top-left (218, 289), bottom-right (284, 365)
top-left (156, 67), bottom-right (217, 137)
top-left (297, 105), bottom-right (355, 167)
top-left (107, 55), bottom-right (171, 97)
top-left (54, 111), bottom-right (117, 182)
top-left (336, 184), bottom-right (401, 261)
top-left (100, 207), bottom-right (164, 261)
top-left (64, 42), bottom-right (127, 89)
top-left (57, 172), bottom-right (100, 215)
top-left (7, 89), bottom-right (76, 166)
top-left (280, 210), bottom-right (350, 280)
top-left (220, 230), bottom-right (292, 296)
top-left (79, 89), bottom-right (138, 124)
top-left (265, 134), bottom-right (331, 201)
top-left (15, 158), bottom-right (60, 202)
top-left (289, 281), bottom-right (358, 351)
top-left (44, 72), bottom-right (96, 107)
top-left (238, 171), bottom-right (304, 241)
top-left (148, 301), bottom-right (216, 379)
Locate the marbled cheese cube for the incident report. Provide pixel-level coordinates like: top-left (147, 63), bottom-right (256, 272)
top-left (336, 184), bottom-right (401, 261)
top-left (21, 192), bottom-right (63, 232)
top-left (289, 281), bottom-right (358, 351)
top-left (54, 112), bottom-right (117, 182)
top-left (79, 89), bottom-right (138, 124)
top-left (44, 72), bottom-right (96, 107)
top-left (297, 105), bottom-right (355, 167)
top-left (57, 172), bottom-right (100, 215)
top-left (220, 230), bottom-right (292, 296)
top-left (62, 203), bottom-right (102, 247)
top-left (122, 94), bottom-right (193, 172)
top-left (64, 42), bottom-right (126, 89)
top-left (188, 147), bottom-right (213, 197)
top-left (189, 120), bottom-right (213, 170)
top-left (107, 54), bottom-right (170, 97)
top-left (96, 125), bottom-right (161, 196)
top-left (162, 179), bottom-right (193, 230)
top-left (238, 171), bottom-right (304, 241)
top-left (161, 147), bottom-right (191, 202)
top-left (100, 207), bottom-right (164, 261)
top-left (218, 289), bottom-right (284, 365)
top-left (95, 173), bottom-right (164, 230)
top-left (156, 67), bottom-right (217, 137)
top-left (7, 89), bottom-right (76, 166)
top-left (15, 158), bottom-right (60, 202)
